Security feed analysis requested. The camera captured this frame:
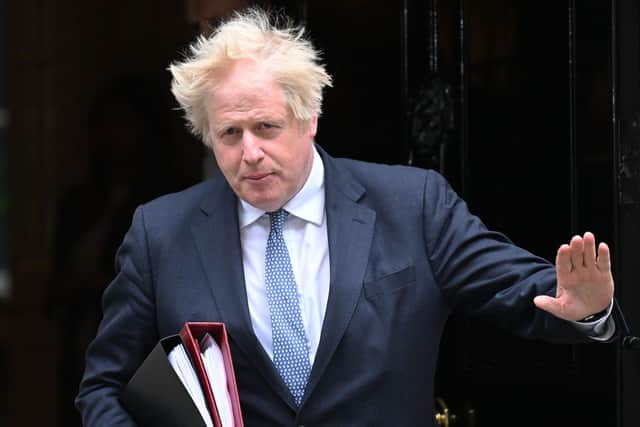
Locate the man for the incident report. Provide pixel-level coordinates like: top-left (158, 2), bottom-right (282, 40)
top-left (77, 8), bottom-right (615, 426)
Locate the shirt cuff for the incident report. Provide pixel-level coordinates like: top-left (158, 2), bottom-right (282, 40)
top-left (570, 300), bottom-right (616, 341)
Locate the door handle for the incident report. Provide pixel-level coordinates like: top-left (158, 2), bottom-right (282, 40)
top-left (435, 397), bottom-right (476, 427)
top-left (435, 397), bottom-right (453, 427)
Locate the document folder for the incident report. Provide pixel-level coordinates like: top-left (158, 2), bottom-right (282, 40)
top-left (121, 322), bottom-right (244, 427)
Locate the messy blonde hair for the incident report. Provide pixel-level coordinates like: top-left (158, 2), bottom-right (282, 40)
top-left (169, 7), bottom-right (333, 143)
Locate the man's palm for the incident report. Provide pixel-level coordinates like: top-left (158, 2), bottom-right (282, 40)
top-left (534, 232), bottom-right (614, 321)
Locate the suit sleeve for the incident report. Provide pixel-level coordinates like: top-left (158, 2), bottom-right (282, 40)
top-left (76, 205), bottom-right (159, 426)
top-left (422, 170), bottom-right (589, 343)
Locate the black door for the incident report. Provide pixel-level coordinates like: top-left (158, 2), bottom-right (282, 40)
top-left (615, 2), bottom-right (640, 426)
top-left (267, 1), bottom-right (639, 425)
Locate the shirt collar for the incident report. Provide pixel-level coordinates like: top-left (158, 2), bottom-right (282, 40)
top-left (238, 146), bottom-right (325, 228)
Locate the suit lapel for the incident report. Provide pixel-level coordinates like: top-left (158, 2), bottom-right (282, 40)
top-left (302, 148), bottom-right (376, 405)
top-left (191, 179), bottom-right (297, 410)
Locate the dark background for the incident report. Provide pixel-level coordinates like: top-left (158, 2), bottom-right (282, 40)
top-left (1, 0), bottom-right (639, 426)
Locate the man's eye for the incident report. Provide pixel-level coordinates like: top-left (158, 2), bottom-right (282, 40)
top-left (217, 128), bottom-right (241, 145)
top-left (259, 123), bottom-right (274, 130)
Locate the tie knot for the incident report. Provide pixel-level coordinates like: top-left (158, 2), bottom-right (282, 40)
top-left (268, 209), bottom-right (288, 233)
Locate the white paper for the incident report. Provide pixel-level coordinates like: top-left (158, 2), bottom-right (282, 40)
top-left (200, 333), bottom-right (235, 427)
top-left (167, 343), bottom-right (214, 427)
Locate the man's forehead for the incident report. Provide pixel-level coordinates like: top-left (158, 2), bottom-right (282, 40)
top-left (209, 86), bottom-right (288, 113)
top-left (211, 104), bottom-right (289, 123)
top-left (213, 79), bottom-right (284, 103)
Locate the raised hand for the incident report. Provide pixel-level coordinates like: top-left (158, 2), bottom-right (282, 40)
top-left (533, 232), bottom-right (614, 321)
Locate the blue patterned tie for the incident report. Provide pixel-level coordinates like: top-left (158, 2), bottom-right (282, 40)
top-left (265, 209), bottom-right (311, 406)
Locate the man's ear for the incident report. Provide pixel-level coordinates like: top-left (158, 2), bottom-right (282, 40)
top-left (307, 116), bottom-right (318, 138)
top-left (205, 130), bottom-right (217, 151)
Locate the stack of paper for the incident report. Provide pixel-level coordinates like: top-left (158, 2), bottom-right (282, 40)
top-left (167, 333), bottom-right (235, 427)
top-left (168, 344), bottom-right (213, 427)
top-left (201, 333), bottom-right (235, 427)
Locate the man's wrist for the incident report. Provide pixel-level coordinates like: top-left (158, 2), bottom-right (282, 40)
top-left (578, 309), bottom-right (608, 323)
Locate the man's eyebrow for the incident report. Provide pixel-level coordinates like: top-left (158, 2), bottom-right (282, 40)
top-left (253, 113), bottom-right (287, 123)
top-left (212, 121), bottom-right (233, 131)
top-left (211, 112), bottom-right (289, 131)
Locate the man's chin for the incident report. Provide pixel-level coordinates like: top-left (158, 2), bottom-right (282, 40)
top-left (243, 195), bottom-right (284, 212)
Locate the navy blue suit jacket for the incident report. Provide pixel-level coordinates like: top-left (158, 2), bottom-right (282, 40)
top-left (77, 147), bottom-right (589, 426)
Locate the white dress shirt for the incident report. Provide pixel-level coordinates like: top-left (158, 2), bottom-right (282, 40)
top-left (239, 147), bottom-right (330, 366)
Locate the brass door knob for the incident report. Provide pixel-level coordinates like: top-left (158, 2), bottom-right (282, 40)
top-left (435, 397), bottom-right (476, 427)
top-left (435, 397), bottom-right (453, 427)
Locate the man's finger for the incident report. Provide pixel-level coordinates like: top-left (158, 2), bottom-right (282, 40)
top-left (533, 295), bottom-right (562, 318)
top-left (556, 244), bottom-right (572, 274)
top-left (597, 242), bottom-right (611, 272)
top-left (569, 235), bottom-right (584, 269)
top-left (583, 232), bottom-right (597, 268)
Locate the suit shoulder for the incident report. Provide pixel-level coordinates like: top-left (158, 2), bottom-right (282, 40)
top-left (333, 157), bottom-right (448, 192)
top-left (145, 178), bottom-right (213, 208)
top-left (136, 177), bottom-right (223, 228)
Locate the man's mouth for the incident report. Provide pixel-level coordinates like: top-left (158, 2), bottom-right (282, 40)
top-left (245, 172), bottom-right (272, 181)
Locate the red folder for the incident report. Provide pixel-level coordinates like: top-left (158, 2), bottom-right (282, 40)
top-left (179, 322), bottom-right (244, 427)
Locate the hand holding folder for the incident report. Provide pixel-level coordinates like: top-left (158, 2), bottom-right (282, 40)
top-left (121, 322), bottom-right (244, 427)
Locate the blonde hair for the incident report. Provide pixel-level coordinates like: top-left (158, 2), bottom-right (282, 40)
top-left (169, 7), bottom-right (333, 142)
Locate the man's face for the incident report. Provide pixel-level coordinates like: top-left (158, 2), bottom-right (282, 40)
top-left (206, 60), bottom-right (317, 212)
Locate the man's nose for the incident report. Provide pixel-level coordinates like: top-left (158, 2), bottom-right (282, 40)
top-left (241, 132), bottom-right (264, 164)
